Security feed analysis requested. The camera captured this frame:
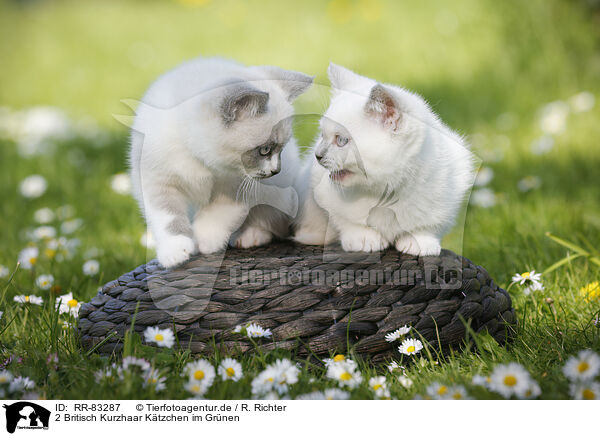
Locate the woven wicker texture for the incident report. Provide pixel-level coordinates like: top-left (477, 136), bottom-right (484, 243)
top-left (78, 242), bottom-right (516, 361)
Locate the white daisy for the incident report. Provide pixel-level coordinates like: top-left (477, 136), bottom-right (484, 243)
top-left (530, 136), bottom-right (554, 155)
top-left (35, 274), bottom-right (54, 290)
top-left (369, 376), bottom-right (390, 399)
top-left (19, 175), bottom-right (47, 198)
top-left (121, 356), bottom-right (151, 372)
top-left (426, 382), bottom-right (451, 399)
top-left (474, 167), bottom-right (494, 187)
top-left (569, 91), bottom-right (595, 113)
top-left (0, 265), bottom-right (9, 278)
top-left (143, 369), bottom-right (166, 392)
top-left (446, 385), bottom-right (469, 400)
top-left (218, 358), bottom-right (243, 382)
top-left (563, 349), bottom-right (600, 381)
top-left (296, 391), bottom-right (327, 400)
top-left (385, 325), bottom-right (411, 342)
top-left (511, 270), bottom-right (542, 286)
top-left (18, 246), bottom-right (39, 269)
top-left (271, 359), bottom-right (300, 395)
top-left (143, 326), bottom-right (175, 348)
top-left (470, 188), bottom-right (496, 208)
top-left (323, 388), bottom-right (350, 400)
top-left (183, 359), bottom-right (216, 389)
top-left (55, 205), bottom-right (75, 220)
top-left (521, 380), bottom-right (541, 399)
top-left (14, 295), bottom-right (43, 305)
top-left (398, 338), bottom-right (423, 356)
top-left (523, 280), bottom-right (545, 295)
top-left (245, 322), bottom-right (272, 338)
top-left (489, 363), bottom-right (532, 399)
top-left (56, 292), bottom-right (81, 317)
top-left (82, 259), bottom-right (100, 276)
top-left (0, 370), bottom-right (14, 384)
top-left (386, 360), bottom-right (404, 373)
top-left (61, 218), bottom-right (83, 234)
top-left (9, 376), bottom-right (35, 392)
top-left (32, 225), bottom-right (56, 241)
top-left (251, 367), bottom-right (279, 397)
top-left (110, 173), bottom-right (132, 195)
top-left (570, 381), bottom-right (600, 400)
top-left (472, 374), bottom-right (491, 387)
top-left (397, 375), bottom-right (413, 389)
top-left (517, 176), bottom-right (541, 193)
top-left (326, 361), bottom-right (363, 389)
top-left (539, 100), bottom-right (569, 135)
top-left (323, 354), bottom-right (353, 367)
top-left (185, 380), bottom-right (208, 397)
top-left (34, 207), bottom-right (55, 224)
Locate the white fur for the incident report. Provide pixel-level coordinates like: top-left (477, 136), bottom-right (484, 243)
top-left (130, 57), bottom-right (312, 267)
top-left (294, 64), bottom-right (475, 256)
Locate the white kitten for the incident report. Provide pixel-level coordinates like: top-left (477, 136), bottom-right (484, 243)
top-left (294, 63), bottom-right (475, 256)
top-left (130, 57), bottom-right (313, 267)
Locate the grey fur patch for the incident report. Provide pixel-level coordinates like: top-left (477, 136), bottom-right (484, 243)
top-left (166, 216), bottom-right (193, 237)
top-left (220, 84), bottom-right (269, 124)
top-left (260, 66), bottom-right (314, 102)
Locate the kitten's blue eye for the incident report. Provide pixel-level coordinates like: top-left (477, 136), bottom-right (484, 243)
top-left (259, 145), bottom-right (271, 156)
top-left (335, 135), bottom-right (349, 147)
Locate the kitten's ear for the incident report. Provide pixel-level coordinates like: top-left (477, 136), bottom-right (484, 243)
top-left (220, 84), bottom-right (269, 123)
top-left (259, 66), bottom-right (314, 102)
top-left (365, 84), bottom-right (402, 131)
top-left (327, 63), bottom-right (364, 91)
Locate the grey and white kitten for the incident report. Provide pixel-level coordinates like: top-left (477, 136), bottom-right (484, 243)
top-left (129, 57), bottom-right (313, 267)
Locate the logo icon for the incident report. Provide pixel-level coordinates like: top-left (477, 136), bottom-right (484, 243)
top-left (2, 402), bottom-right (50, 433)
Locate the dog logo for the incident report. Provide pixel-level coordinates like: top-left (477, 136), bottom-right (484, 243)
top-left (2, 402), bottom-right (50, 433)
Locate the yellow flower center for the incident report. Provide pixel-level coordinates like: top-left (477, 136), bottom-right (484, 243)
top-left (340, 372), bottom-right (352, 381)
top-left (583, 389), bottom-right (596, 400)
top-left (154, 333), bottom-right (164, 342)
top-left (452, 392), bottom-right (462, 400)
top-left (190, 385), bottom-right (200, 393)
top-left (503, 375), bottom-right (517, 386)
top-left (437, 386), bottom-right (448, 395)
top-left (45, 249), bottom-right (56, 258)
top-left (193, 370), bottom-right (205, 380)
top-left (521, 272), bottom-right (530, 278)
top-left (372, 384), bottom-right (382, 391)
top-left (333, 354), bottom-right (345, 362)
top-left (25, 296), bottom-right (30, 302)
top-left (67, 299), bottom-right (78, 308)
top-left (406, 345), bottom-right (415, 353)
top-left (226, 367), bottom-right (235, 377)
top-left (0, 376), bottom-right (6, 383)
top-left (578, 361), bottom-right (590, 373)
top-left (30, 257), bottom-right (37, 265)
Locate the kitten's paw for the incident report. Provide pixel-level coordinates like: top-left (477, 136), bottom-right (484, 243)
top-left (157, 235), bottom-right (196, 268)
top-left (341, 229), bottom-right (388, 252)
top-left (395, 234), bottom-right (441, 257)
top-left (293, 228), bottom-right (327, 246)
top-left (232, 226), bottom-right (272, 249)
top-left (197, 235), bottom-right (228, 254)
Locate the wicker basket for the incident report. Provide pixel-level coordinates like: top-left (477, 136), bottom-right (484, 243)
top-left (78, 242), bottom-right (516, 361)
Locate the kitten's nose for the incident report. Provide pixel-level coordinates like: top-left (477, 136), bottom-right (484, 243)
top-left (315, 152), bottom-right (324, 161)
top-left (270, 168), bottom-right (280, 176)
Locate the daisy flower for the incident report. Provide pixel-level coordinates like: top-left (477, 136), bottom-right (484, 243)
top-left (32, 226), bottom-right (56, 241)
top-left (245, 322), bottom-right (272, 338)
top-left (472, 374), bottom-right (491, 388)
top-left (323, 354), bottom-right (352, 367)
top-left (218, 358), bottom-right (243, 382)
top-left (183, 359), bottom-right (216, 388)
top-left (82, 259), bottom-right (100, 276)
top-left (470, 188), bottom-right (496, 208)
top-left (9, 376), bottom-right (35, 392)
top-left (143, 369), bottom-right (166, 392)
top-left (35, 274), bottom-right (54, 290)
top-left (61, 218), bottom-right (83, 235)
top-left (0, 265), bottom-right (9, 278)
top-left (143, 326), bottom-right (175, 348)
top-left (185, 380), bottom-right (208, 397)
top-left (563, 349), bottom-right (600, 381)
top-left (323, 388), bottom-right (350, 400)
top-left (397, 375), bottom-right (413, 389)
top-left (121, 356), bottom-right (151, 372)
top-left (570, 381), bottom-right (600, 400)
top-left (326, 360), bottom-right (363, 389)
top-left (474, 167), bottom-right (494, 187)
top-left (386, 360), bottom-right (404, 373)
top-left (251, 367), bottom-right (279, 397)
top-left (296, 391), bottom-right (327, 400)
top-left (110, 173), bottom-right (132, 195)
top-left (426, 382), bottom-right (451, 399)
top-left (34, 207), bottom-right (55, 224)
top-left (511, 270), bottom-right (542, 286)
top-left (398, 338), bottom-right (423, 356)
top-left (385, 325), bottom-right (411, 342)
top-left (521, 380), bottom-right (541, 399)
top-left (18, 247), bottom-right (39, 269)
top-left (489, 363), bottom-right (532, 398)
top-left (14, 295), bottom-right (43, 305)
top-left (580, 282), bottom-right (600, 302)
top-left (271, 359), bottom-right (300, 395)
top-left (19, 175), bottom-right (47, 198)
top-left (369, 376), bottom-right (390, 399)
top-left (56, 292), bottom-right (80, 317)
top-left (446, 385), bottom-right (469, 400)
top-left (0, 370), bottom-right (14, 384)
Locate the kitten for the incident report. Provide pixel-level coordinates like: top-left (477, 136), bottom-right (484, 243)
top-left (130, 57), bottom-right (313, 268)
top-left (294, 63), bottom-right (474, 256)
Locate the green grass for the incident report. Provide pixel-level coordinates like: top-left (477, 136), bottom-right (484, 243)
top-left (1, 0), bottom-right (599, 399)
